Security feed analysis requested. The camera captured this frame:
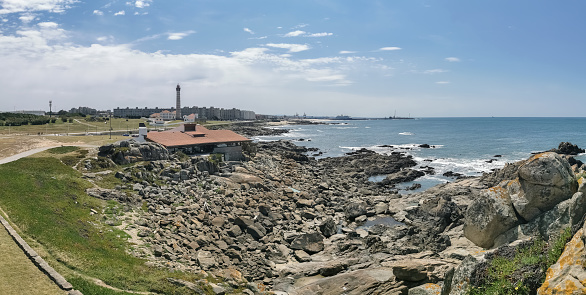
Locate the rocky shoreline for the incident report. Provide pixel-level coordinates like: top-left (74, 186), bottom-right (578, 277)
top-left (87, 132), bottom-right (586, 294)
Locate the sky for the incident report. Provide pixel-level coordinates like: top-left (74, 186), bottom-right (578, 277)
top-left (0, 0), bottom-right (585, 117)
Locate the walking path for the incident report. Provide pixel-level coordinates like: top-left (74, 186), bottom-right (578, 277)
top-left (0, 145), bottom-right (98, 165)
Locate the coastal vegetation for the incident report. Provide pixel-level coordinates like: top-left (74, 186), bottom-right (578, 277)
top-left (0, 156), bottom-right (215, 294)
top-left (467, 227), bottom-right (573, 294)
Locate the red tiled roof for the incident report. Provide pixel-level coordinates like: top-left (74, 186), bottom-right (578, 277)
top-left (146, 125), bottom-right (250, 148)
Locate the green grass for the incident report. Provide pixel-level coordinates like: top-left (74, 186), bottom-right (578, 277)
top-left (467, 228), bottom-right (574, 295)
top-left (0, 157), bottom-right (212, 295)
top-left (47, 146), bottom-right (80, 154)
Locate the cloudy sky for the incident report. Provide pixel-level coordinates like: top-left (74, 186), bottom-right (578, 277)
top-left (1, 1), bottom-right (585, 117)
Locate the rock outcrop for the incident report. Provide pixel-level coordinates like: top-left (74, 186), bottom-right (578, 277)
top-left (86, 138), bottom-right (586, 294)
top-left (538, 220), bottom-right (586, 294)
top-left (98, 140), bottom-right (170, 165)
top-left (464, 152), bottom-right (578, 249)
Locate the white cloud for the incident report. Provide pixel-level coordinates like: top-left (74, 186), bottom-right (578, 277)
top-left (93, 10), bottom-right (103, 16)
top-left (265, 43), bottom-right (310, 53)
top-left (0, 0), bottom-right (78, 14)
top-left (167, 30), bottom-right (196, 40)
top-left (0, 22), bottom-right (393, 116)
top-left (436, 81), bottom-right (450, 84)
top-left (283, 30), bottom-right (333, 38)
top-left (97, 35), bottom-right (114, 42)
top-left (249, 36), bottom-right (267, 40)
top-left (339, 51), bottom-right (356, 54)
top-left (243, 28), bottom-right (254, 34)
top-left (19, 13), bottom-right (36, 23)
top-left (424, 69), bottom-right (448, 74)
top-left (293, 23), bottom-right (308, 29)
top-left (445, 57), bottom-right (460, 62)
top-left (380, 47), bottom-right (401, 51)
top-left (114, 10), bottom-right (125, 16)
top-left (135, 0), bottom-right (152, 8)
top-left (307, 32), bottom-right (332, 37)
top-left (284, 30), bottom-right (305, 37)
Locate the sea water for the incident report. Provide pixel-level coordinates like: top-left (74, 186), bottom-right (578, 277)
top-left (256, 117), bottom-right (586, 193)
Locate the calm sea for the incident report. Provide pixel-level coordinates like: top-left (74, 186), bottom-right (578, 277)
top-left (256, 118), bottom-right (586, 193)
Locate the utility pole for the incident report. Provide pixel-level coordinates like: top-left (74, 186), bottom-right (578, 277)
top-left (49, 100), bottom-right (52, 118)
top-left (109, 114), bottom-right (112, 139)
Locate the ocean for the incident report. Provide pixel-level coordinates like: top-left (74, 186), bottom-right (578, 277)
top-left (255, 117), bottom-right (586, 193)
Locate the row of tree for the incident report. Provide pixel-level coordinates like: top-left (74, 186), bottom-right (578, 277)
top-left (0, 113), bottom-right (73, 126)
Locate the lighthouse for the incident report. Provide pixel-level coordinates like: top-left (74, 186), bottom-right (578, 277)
top-left (175, 84), bottom-right (181, 120)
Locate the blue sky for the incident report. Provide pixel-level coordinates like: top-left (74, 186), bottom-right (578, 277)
top-left (0, 0), bottom-right (585, 117)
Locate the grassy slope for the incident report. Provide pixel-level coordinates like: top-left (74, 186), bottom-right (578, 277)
top-left (0, 225), bottom-right (66, 295)
top-left (0, 157), bottom-right (210, 295)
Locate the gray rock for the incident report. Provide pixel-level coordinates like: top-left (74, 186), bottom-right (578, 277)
top-left (319, 262), bottom-right (347, 277)
top-left (494, 192), bottom-right (586, 247)
top-left (446, 254), bottom-right (486, 295)
top-left (288, 268), bottom-right (406, 295)
top-left (463, 185), bottom-right (520, 248)
top-left (393, 260), bottom-right (427, 282)
top-left (408, 283), bottom-right (443, 295)
top-left (211, 216), bottom-right (225, 227)
top-left (227, 224), bottom-right (242, 237)
top-left (197, 251), bottom-right (216, 269)
top-left (374, 202), bottom-right (388, 214)
top-left (514, 152), bottom-right (577, 220)
top-left (345, 202), bottom-right (367, 220)
top-left (294, 250), bottom-right (311, 262)
top-left (235, 216), bottom-right (255, 229)
top-left (290, 232), bottom-right (325, 254)
top-left (319, 217), bottom-right (337, 238)
top-left (247, 224), bottom-right (267, 240)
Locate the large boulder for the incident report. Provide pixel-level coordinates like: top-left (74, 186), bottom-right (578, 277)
top-left (513, 152), bottom-right (578, 221)
top-left (98, 140), bottom-right (170, 165)
top-left (494, 192), bottom-right (586, 247)
top-left (463, 186), bottom-right (520, 248)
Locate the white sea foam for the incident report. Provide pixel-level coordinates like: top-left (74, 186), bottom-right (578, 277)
top-left (399, 132), bottom-right (414, 135)
top-left (334, 126), bottom-right (359, 129)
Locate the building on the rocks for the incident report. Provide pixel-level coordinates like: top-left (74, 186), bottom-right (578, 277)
top-left (183, 113), bottom-right (198, 122)
top-left (145, 123), bottom-right (250, 161)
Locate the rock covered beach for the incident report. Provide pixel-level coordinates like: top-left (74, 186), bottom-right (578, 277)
top-left (87, 124), bottom-right (586, 294)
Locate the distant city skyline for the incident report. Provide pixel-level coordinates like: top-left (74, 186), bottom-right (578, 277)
top-left (1, 1), bottom-right (586, 117)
